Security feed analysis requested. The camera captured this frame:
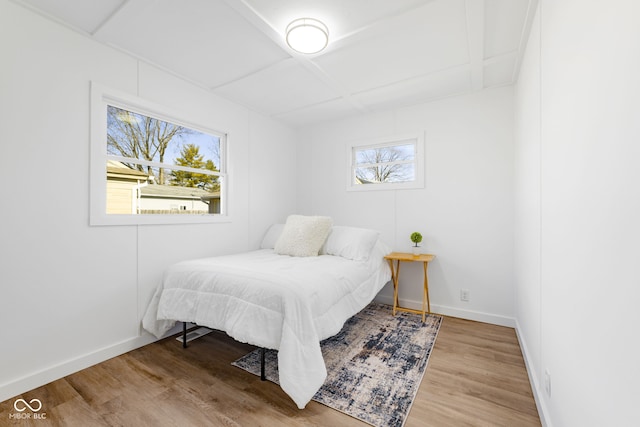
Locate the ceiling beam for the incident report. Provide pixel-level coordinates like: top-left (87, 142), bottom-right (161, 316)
top-left (220, 0), bottom-right (367, 113)
top-left (91, 0), bottom-right (130, 36)
top-left (512, 0), bottom-right (539, 82)
top-left (465, 0), bottom-right (485, 92)
top-left (327, 0), bottom-right (438, 51)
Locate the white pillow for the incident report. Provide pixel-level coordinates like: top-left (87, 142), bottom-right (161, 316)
top-left (321, 226), bottom-right (380, 261)
top-left (274, 215), bottom-right (333, 257)
top-left (260, 223), bottom-right (285, 249)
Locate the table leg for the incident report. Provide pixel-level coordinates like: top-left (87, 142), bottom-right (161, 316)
top-left (423, 261), bottom-right (431, 317)
top-left (421, 272), bottom-right (426, 323)
top-left (388, 259), bottom-right (400, 316)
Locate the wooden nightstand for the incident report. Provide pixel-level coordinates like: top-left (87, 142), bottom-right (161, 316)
top-left (384, 252), bottom-right (435, 322)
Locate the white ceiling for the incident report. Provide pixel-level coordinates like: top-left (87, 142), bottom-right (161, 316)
top-left (15, 0), bottom-right (537, 128)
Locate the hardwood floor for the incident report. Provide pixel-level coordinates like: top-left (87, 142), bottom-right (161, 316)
top-left (1, 316), bottom-right (540, 426)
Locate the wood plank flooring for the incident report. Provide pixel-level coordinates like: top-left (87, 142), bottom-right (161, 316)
top-left (1, 316), bottom-right (541, 426)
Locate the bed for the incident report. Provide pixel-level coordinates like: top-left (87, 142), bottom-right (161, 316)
top-left (142, 215), bottom-right (392, 409)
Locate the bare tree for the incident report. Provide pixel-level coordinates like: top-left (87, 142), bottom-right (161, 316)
top-left (107, 106), bottom-right (193, 184)
top-left (355, 146), bottom-right (414, 183)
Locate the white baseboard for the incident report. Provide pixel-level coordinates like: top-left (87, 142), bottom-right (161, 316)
top-left (1, 302), bottom-right (524, 410)
top-left (0, 334), bottom-right (157, 403)
top-left (374, 296), bottom-right (548, 424)
top-left (514, 320), bottom-right (552, 427)
top-left (375, 295), bottom-right (516, 327)
top-left (0, 321), bottom-right (199, 404)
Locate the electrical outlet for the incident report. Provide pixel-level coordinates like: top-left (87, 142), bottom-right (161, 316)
top-left (460, 289), bottom-right (470, 302)
top-left (544, 370), bottom-right (551, 397)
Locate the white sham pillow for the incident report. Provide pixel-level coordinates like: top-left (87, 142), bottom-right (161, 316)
top-left (260, 223), bottom-right (285, 249)
top-left (321, 226), bottom-right (380, 261)
top-left (274, 215), bottom-right (333, 257)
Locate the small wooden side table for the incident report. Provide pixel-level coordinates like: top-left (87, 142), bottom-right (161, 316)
top-left (384, 252), bottom-right (435, 322)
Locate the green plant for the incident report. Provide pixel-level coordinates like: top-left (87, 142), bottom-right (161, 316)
top-left (410, 232), bottom-right (423, 247)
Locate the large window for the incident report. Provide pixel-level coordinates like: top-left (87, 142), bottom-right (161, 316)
top-left (91, 83), bottom-right (227, 225)
top-left (347, 135), bottom-right (424, 191)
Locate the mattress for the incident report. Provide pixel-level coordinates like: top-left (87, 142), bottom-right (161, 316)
top-left (142, 241), bottom-right (391, 408)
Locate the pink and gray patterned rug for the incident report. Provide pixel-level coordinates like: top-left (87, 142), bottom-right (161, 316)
top-left (232, 302), bottom-right (442, 427)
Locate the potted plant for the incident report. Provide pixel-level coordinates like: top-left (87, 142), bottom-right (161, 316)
top-left (410, 232), bottom-right (423, 255)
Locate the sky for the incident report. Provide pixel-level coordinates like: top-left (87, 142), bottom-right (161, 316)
top-left (108, 105), bottom-right (221, 168)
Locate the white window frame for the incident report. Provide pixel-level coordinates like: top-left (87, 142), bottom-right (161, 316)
top-left (90, 82), bottom-right (229, 226)
top-left (347, 134), bottom-right (425, 191)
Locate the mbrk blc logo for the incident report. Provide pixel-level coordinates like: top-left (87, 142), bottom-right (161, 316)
top-left (9, 398), bottom-right (47, 420)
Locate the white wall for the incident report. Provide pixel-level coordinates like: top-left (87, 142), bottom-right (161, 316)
top-left (0, 0), bottom-right (296, 402)
top-left (515, 1), bottom-right (640, 425)
top-left (297, 87), bottom-right (516, 325)
top-left (514, 0), bottom-right (543, 420)
top-left (8, 1), bottom-right (639, 424)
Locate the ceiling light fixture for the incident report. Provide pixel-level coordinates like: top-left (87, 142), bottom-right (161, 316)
top-left (285, 18), bottom-right (329, 54)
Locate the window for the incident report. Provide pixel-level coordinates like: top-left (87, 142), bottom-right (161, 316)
top-left (90, 83), bottom-right (228, 225)
top-left (347, 134), bottom-right (424, 191)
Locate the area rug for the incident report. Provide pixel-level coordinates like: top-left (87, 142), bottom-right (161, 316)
top-left (232, 302), bottom-right (442, 427)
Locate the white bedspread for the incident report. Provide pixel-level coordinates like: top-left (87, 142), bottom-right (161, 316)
top-left (142, 242), bottom-right (391, 409)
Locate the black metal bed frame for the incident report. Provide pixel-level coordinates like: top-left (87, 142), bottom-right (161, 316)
top-left (182, 322), bottom-right (266, 381)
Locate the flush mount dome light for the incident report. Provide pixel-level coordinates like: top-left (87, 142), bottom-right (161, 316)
top-left (286, 18), bottom-right (329, 54)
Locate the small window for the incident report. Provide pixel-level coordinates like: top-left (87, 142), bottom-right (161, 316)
top-left (347, 135), bottom-right (424, 191)
top-left (91, 83), bottom-right (228, 225)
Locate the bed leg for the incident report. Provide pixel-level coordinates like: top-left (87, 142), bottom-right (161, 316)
top-left (182, 322), bottom-right (188, 348)
top-left (260, 348), bottom-right (266, 381)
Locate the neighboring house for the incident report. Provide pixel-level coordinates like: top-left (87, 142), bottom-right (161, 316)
top-left (139, 184), bottom-right (220, 214)
top-left (106, 160), bottom-right (150, 214)
top-left (106, 161), bottom-right (220, 214)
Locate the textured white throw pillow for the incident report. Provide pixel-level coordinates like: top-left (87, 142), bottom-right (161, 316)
top-left (321, 226), bottom-right (380, 261)
top-left (274, 215), bottom-right (333, 257)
